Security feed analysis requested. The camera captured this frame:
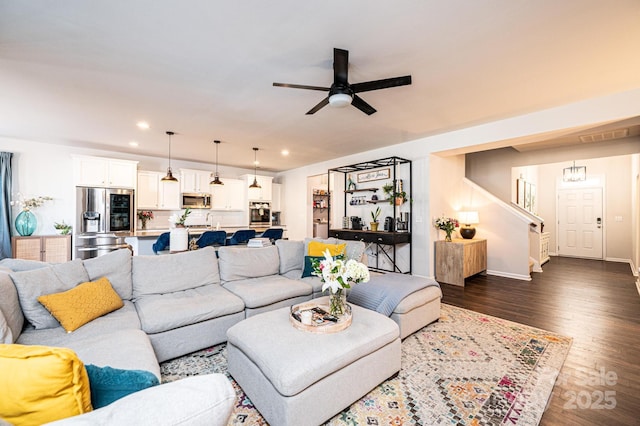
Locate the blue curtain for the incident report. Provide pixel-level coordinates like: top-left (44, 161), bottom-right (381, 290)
top-left (0, 152), bottom-right (13, 259)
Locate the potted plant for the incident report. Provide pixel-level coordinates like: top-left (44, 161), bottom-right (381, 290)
top-left (382, 182), bottom-right (407, 206)
top-left (370, 207), bottom-right (381, 231)
top-left (53, 221), bottom-right (72, 235)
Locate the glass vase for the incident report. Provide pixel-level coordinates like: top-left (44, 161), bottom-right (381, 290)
top-left (445, 231), bottom-right (452, 242)
top-left (329, 288), bottom-right (347, 317)
top-left (15, 209), bottom-right (37, 236)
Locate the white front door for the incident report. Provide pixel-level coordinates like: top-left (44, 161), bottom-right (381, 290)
top-left (557, 187), bottom-right (603, 259)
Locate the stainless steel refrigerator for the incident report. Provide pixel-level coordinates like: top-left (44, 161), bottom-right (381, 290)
top-left (75, 187), bottom-right (134, 259)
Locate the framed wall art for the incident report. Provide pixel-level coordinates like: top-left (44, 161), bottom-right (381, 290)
top-left (357, 168), bottom-right (390, 183)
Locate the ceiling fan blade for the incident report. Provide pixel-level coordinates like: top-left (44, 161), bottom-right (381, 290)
top-left (351, 95), bottom-right (376, 115)
top-left (273, 82), bottom-right (329, 92)
top-left (333, 48), bottom-right (349, 85)
top-left (306, 97), bottom-right (330, 115)
top-left (351, 75), bottom-right (412, 93)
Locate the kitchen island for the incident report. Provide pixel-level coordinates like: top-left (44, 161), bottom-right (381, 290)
top-left (126, 225), bottom-right (286, 255)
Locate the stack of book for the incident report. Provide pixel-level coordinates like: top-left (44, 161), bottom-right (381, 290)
top-left (247, 238), bottom-right (272, 248)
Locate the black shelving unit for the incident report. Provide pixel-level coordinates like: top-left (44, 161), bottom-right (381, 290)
top-left (327, 156), bottom-right (412, 273)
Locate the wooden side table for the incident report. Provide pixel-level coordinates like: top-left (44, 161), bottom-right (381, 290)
top-left (435, 238), bottom-right (487, 287)
top-left (12, 235), bottom-right (72, 263)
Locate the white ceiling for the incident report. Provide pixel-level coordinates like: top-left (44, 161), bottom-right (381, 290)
top-left (1, 1), bottom-right (639, 172)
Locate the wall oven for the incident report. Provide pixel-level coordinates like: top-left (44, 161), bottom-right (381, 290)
top-left (249, 202), bottom-right (271, 226)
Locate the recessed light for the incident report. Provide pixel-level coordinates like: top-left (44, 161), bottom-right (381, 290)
top-left (281, 149), bottom-right (289, 156)
top-left (136, 121), bottom-right (150, 130)
top-left (129, 141), bottom-right (139, 147)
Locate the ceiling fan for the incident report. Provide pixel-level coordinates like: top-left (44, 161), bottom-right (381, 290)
top-left (273, 48), bottom-right (412, 115)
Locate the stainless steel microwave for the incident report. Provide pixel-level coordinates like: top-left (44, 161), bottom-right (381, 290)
top-left (182, 193), bottom-right (211, 209)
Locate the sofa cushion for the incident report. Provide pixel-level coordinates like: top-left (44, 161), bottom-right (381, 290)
top-left (275, 239), bottom-right (304, 274)
top-left (301, 255), bottom-right (322, 278)
top-left (85, 364), bottom-right (159, 409)
top-left (223, 275), bottom-right (312, 309)
top-left (43, 374), bottom-right (236, 426)
top-left (0, 344), bottom-right (93, 425)
top-left (10, 260), bottom-right (90, 329)
top-left (83, 249), bottom-right (133, 300)
top-left (0, 257), bottom-right (49, 272)
top-left (38, 277), bottom-right (124, 333)
top-left (132, 247), bottom-right (219, 297)
top-left (0, 270), bottom-right (24, 342)
top-left (135, 285), bottom-right (245, 334)
top-left (218, 245), bottom-right (280, 282)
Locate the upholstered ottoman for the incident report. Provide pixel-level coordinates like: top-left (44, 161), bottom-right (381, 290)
top-left (226, 300), bottom-right (401, 426)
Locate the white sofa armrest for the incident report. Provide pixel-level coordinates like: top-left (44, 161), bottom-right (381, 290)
top-left (44, 374), bottom-right (236, 426)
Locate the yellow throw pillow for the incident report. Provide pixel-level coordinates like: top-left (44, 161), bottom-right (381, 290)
top-left (38, 277), bottom-right (124, 333)
top-left (308, 241), bottom-right (346, 257)
top-left (0, 344), bottom-right (92, 425)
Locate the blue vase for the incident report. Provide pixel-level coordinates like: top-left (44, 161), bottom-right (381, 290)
top-left (15, 210), bottom-right (37, 236)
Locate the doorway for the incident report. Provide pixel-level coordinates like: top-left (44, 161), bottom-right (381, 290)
top-left (557, 187), bottom-right (603, 259)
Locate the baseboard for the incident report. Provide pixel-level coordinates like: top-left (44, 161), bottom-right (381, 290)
top-left (486, 270), bottom-right (532, 281)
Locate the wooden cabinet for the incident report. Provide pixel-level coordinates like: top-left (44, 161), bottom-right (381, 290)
top-left (12, 235), bottom-right (71, 263)
top-left (243, 175), bottom-right (273, 201)
top-left (73, 155), bottom-right (137, 188)
top-left (435, 238), bottom-right (487, 287)
top-left (211, 178), bottom-right (245, 211)
top-left (180, 169), bottom-right (212, 194)
top-left (137, 171), bottom-right (180, 210)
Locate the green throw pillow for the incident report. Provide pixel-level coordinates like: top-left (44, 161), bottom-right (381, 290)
top-left (85, 364), bottom-right (159, 408)
top-left (301, 256), bottom-right (323, 278)
top-left (301, 254), bottom-right (344, 278)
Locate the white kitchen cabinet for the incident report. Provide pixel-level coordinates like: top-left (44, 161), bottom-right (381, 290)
top-left (272, 183), bottom-right (282, 211)
top-left (180, 169), bottom-right (212, 194)
top-left (211, 178), bottom-right (246, 211)
top-left (73, 155), bottom-right (138, 188)
top-left (243, 174), bottom-right (273, 201)
top-left (137, 171), bottom-right (180, 210)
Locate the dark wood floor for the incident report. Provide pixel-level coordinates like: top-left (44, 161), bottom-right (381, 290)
top-left (440, 256), bottom-right (640, 426)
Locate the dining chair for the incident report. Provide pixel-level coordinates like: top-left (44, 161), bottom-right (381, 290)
top-left (259, 228), bottom-right (283, 243)
top-left (152, 232), bottom-right (170, 254)
top-left (196, 230), bottom-right (227, 249)
top-left (226, 229), bottom-right (256, 245)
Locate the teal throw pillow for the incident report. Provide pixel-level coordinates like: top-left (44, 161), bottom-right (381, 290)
top-left (85, 364), bottom-right (159, 408)
top-left (301, 255), bottom-right (323, 278)
top-left (301, 254), bottom-right (344, 278)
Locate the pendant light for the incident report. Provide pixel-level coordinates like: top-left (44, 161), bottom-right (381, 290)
top-left (249, 147), bottom-right (261, 188)
top-left (210, 140), bottom-right (224, 185)
top-left (161, 131), bottom-right (178, 182)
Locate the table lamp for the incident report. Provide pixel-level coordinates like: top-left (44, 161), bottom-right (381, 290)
top-left (458, 211), bottom-right (479, 239)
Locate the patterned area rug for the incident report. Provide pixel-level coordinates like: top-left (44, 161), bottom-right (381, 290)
top-left (161, 304), bottom-right (571, 425)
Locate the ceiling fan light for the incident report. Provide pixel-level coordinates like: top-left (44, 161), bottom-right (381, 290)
top-left (329, 93), bottom-right (352, 108)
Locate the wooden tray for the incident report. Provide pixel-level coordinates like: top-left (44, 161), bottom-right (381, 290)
top-left (290, 300), bottom-right (352, 334)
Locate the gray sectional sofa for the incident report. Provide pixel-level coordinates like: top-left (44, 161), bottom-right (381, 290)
top-left (0, 237), bottom-right (441, 424)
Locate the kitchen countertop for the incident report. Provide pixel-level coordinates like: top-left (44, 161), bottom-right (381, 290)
top-left (132, 225), bottom-right (286, 238)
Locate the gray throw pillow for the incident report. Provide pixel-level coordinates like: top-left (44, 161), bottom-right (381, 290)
top-left (10, 259), bottom-right (90, 329)
top-left (0, 309), bottom-right (12, 344)
top-left (275, 240), bottom-right (304, 274)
